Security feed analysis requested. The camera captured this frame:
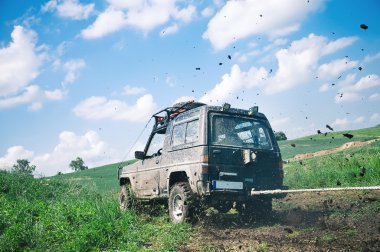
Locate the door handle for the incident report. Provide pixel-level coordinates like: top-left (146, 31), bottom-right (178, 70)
top-left (155, 159), bottom-right (159, 164)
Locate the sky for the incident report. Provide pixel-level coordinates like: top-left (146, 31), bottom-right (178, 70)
top-left (0, 0), bottom-right (379, 176)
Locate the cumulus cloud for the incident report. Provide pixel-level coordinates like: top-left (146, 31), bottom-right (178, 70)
top-left (319, 83), bottom-right (330, 92)
top-left (160, 24), bottom-right (179, 37)
top-left (271, 117), bottom-right (290, 130)
top-left (62, 59), bottom-right (86, 86)
top-left (369, 93), bottom-right (380, 101)
top-left (81, 8), bottom-right (127, 39)
top-left (199, 64), bottom-right (268, 104)
top-left (340, 75), bottom-right (380, 92)
top-left (201, 7), bottom-right (214, 17)
top-left (0, 85), bottom-right (40, 109)
top-left (0, 146), bottom-right (34, 170)
top-left (81, 1), bottom-right (196, 39)
top-left (123, 85), bottom-right (146, 96)
top-left (332, 117), bottom-right (349, 128)
top-left (42, 0), bottom-right (94, 20)
top-left (73, 94), bottom-right (157, 122)
top-left (354, 116), bottom-right (365, 124)
top-left (200, 34), bottom-right (358, 103)
top-left (317, 58), bottom-right (358, 80)
top-left (264, 34), bottom-right (358, 94)
top-left (203, 0), bottom-right (325, 50)
top-left (0, 26), bottom-right (42, 97)
top-left (370, 113), bottom-right (379, 121)
top-left (172, 96), bottom-right (196, 105)
top-left (363, 51), bottom-right (380, 63)
top-left (0, 130), bottom-right (119, 176)
top-left (335, 92), bottom-right (361, 103)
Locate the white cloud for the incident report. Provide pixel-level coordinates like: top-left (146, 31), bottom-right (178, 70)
top-left (332, 117), bottom-right (349, 127)
top-left (81, 8), bottom-right (127, 39)
top-left (45, 89), bottom-right (65, 100)
top-left (73, 94), bottom-right (157, 122)
top-left (0, 131), bottom-right (120, 176)
top-left (264, 34), bottom-right (356, 94)
top-left (271, 117), bottom-right (290, 130)
top-left (122, 85), bottom-right (146, 96)
top-left (62, 59), bottom-right (86, 86)
top-left (364, 51), bottom-right (380, 63)
top-left (370, 113), bottom-right (379, 121)
top-left (28, 102), bottom-right (43, 111)
top-left (173, 96), bottom-right (195, 105)
top-left (201, 34), bottom-right (358, 100)
top-left (317, 58), bottom-right (358, 80)
top-left (82, 1), bottom-right (196, 39)
top-left (369, 93), bottom-right (380, 101)
top-left (319, 83), bottom-right (330, 92)
top-left (0, 146), bottom-right (34, 170)
top-left (160, 24), bottom-right (179, 37)
top-left (354, 116), bottom-right (365, 124)
top-left (42, 0), bottom-right (94, 20)
top-left (203, 0), bottom-right (325, 50)
top-left (199, 64), bottom-right (267, 104)
top-left (201, 7), bottom-right (214, 17)
top-left (0, 26), bottom-right (42, 97)
top-left (334, 92), bottom-right (361, 103)
top-left (0, 85), bottom-right (40, 109)
top-left (340, 75), bottom-right (380, 92)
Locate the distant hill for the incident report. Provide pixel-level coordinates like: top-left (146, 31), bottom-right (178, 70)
top-left (278, 125), bottom-right (380, 159)
top-left (52, 160), bottom-right (136, 193)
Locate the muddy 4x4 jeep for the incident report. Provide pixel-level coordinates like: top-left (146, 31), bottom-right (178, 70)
top-left (118, 101), bottom-right (287, 223)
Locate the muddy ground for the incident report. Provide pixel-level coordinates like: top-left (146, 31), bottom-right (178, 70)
top-left (181, 191), bottom-right (380, 251)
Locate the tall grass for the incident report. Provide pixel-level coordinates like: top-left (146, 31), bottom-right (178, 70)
top-left (284, 141), bottom-right (380, 189)
top-left (0, 170), bottom-right (190, 252)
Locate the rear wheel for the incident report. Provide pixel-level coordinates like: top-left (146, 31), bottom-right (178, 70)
top-left (168, 182), bottom-right (194, 224)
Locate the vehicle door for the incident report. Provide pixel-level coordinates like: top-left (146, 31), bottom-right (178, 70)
top-left (137, 131), bottom-right (166, 197)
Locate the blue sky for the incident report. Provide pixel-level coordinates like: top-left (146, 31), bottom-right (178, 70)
top-left (0, 0), bottom-right (379, 176)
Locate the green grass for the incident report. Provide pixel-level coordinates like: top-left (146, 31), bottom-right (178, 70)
top-left (52, 160), bottom-right (137, 193)
top-left (0, 170), bottom-right (190, 252)
top-left (283, 140), bottom-right (380, 189)
top-left (278, 125), bottom-right (380, 160)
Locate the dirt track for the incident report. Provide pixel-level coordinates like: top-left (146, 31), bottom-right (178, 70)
top-left (291, 139), bottom-right (379, 161)
top-left (182, 191), bottom-right (380, 251)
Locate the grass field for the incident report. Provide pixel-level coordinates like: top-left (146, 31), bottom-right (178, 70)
top-left (0, 170), bottom-right (190, 252)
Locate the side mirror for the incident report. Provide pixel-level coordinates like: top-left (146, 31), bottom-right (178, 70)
top-left (134, 151), bottom-right (145, 160)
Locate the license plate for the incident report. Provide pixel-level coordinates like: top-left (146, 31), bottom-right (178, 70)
top-left (212, 180), bottom-right (243, 190)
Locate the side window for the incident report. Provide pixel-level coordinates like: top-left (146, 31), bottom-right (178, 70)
top-left (172, 119), bottom-right (199, 146)
top-left (185, 120), bottom-right (199, 143)
top-left (146, 132), bottom-right (166, 157)
top-left (172, 124), bottom-right (186, 146)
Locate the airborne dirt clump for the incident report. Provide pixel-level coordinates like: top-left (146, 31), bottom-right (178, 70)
top-left (182, 191), bottom-right (380, 251)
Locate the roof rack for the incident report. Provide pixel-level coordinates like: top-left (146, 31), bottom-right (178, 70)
top-left (152, 101), bottom-right (205, 131)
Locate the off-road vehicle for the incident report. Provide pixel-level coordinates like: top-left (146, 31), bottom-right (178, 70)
top-left (118, 101), bottom-right (287, 223)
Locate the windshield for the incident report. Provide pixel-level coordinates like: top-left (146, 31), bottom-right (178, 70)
top-left (211, 114), bottom-right (273, 149)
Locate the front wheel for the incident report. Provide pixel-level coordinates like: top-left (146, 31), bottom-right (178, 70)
top-left (119, 184), bottom-right (134, 211)
top-left (168, 182), bottom-right (194, 224)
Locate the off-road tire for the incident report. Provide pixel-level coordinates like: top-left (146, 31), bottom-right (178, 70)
top-left (168, 182), bottom-right (194, 224)
top-left (119, 184), bottom-right (134, 211)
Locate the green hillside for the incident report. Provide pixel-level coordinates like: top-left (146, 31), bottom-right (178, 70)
top-left (278, 125), bottom-right (380, 159)
top-left (53, 160), bottom-right (136, 193)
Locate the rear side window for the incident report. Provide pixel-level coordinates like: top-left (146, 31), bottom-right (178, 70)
top-left (171, 120), bottom-right (199, 146)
